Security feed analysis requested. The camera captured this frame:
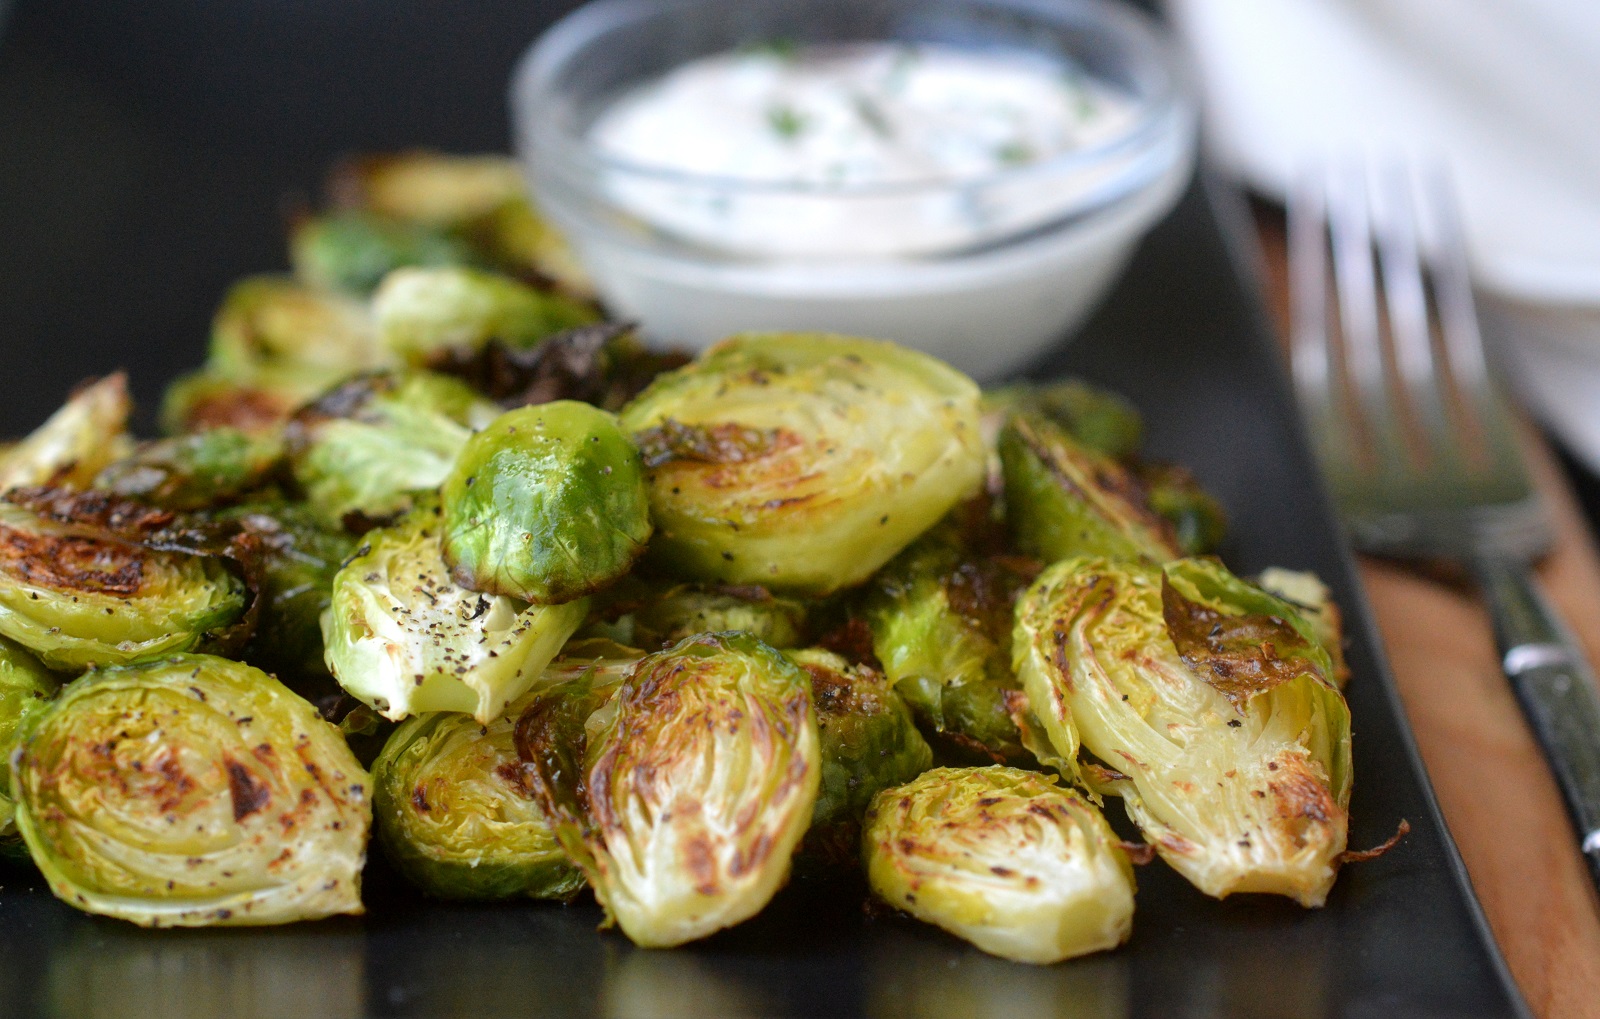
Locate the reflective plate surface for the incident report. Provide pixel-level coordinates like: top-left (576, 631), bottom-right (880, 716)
top-left (0, 2), bottom-right (1527, 1016)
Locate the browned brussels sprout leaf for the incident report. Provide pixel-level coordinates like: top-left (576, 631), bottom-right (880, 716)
top-left (94, 428), bottom-right (287, 512)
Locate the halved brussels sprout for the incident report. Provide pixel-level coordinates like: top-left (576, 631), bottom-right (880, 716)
top-left (791, 648), bottom-right (931, 867)
top-left (290, 211), bottom-right (476, 295)
top-left (0, 375), bottom-right (134, 492)
top-left (0, 501), bottom-right (248, 670)
top-left (371, 694), bottom-right (585, 901)
top-left (1141, 462), bottom-right (1228, 557)
top-left (632, 582), bottom-right (808, 651)
top-left (159, 370), bottom-right (314, 437)
top-left (619, 333), bottom-right (986, 594)
top-left (440, 401), bottom-right (650, 604)
top-left (999, 412), bottom-right (1180, 564)
top-left (0, 635), bottom-right (57, 841)
top-left (864, 523), bottom-right (1038, 765)
top-left (1256, 567), bottom-right (1350, 688)
top-left (94, 428), bottom-right (285, 511)
top-left (208, 275), bottom-right (389, 389)
top-left (331, 151), bottom-right (527, 228)
top-left (517, 631), bottom-right (819, 947)
top-left (286, 371), bottom-right (500, 528)
top-left (321, 501), bottom-right (588, 723)
top-left (220, 503), bottom-right (357, 685)
top-left (1014, 556), bottom-right (1352, 906)
top-left (9, 653), bottom-right (370, 926)
top-left (372, 266), bottom-right (599, 367)
top-left (862, 766), bottom-right (1136, 965)
top-left (981, 380), bottom-right (1143, 462)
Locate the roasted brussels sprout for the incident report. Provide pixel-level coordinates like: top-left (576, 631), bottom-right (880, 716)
top-left (791, 648), bottom-right (931, 866)
top-left (518, 632), bottom-right (819, 947)
top-left (290, 211), bottom-right (476, 295)
top-left (862, 767), bottom-right (1136, 965)
top-left (1256, 567), bottom-right (1350, 688)
top-left (1014, 556), bottom-right (1352, 906)
top-left (9, 653), bottom-right (370, 926)
top-left (0, 375), bottom-right (133, 492)
top-left (286, 371), bottom-right (500, 528)
top-left (632, 582), bottom-right (808, 651)
top-left (431, 324), bottom-right (690, 413)
top-left (321, 501), bottom-right (588, 723)
top-left (864, 524), bottom-right (1038, 764)
top-left (981, 380), bottom-right (1143, 461)
top-left (619, 333), bottom-right (986, 594)
top-left (159, 370), bottom-right (311, 437)
top-left (220, 503), bottom-right (357, 684)
top-left (93, 428), bottom-right (285, 511)
top-left (0, 635), bottom-right (56, 841)
top-left (331, 151), bottom-right (527, 228)
top-left (440, 401), bottom-right (650, 604)
top-left (999, 412), bottom-right (1180, 564)
top-left (0, 501), bottom-right (248, 670)
top-left (208, 275), bottom-right (389, 389)
top-left (478, 197), bottom-right (597, 300)
top-left (372, 267), bottom-right (598, 367)
top-left (1141, 462), bottom-right (1228, 557)
top-left (371, 692), bottom-right (586, 901)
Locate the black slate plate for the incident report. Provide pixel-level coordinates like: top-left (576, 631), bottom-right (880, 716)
top-left (0, 2), bottom-right (1529, 1016)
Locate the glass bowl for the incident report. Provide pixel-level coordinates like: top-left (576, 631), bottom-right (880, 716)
top-left (511, 0), bottom-right (1195, 379)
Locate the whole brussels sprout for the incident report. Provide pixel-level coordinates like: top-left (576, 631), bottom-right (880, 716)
top-left (94, 428), bottom-right (285, 511)
top-left (862, 766), bottom-right (1136, 965)
top-left (290, 211), bottom-right (477, 295)
top-left (517, 631), bottom-right (819, 947)
top-left (372, 267), bottom-right (598, 367)
top-left (981, 380), bottom-right (1143, 461)
top-left (0, 501), bottom-right (248, 670)
top-left (286, 371), bottom-right (500, 529)
top-left (321, 501), bottom-right (588, 724)
top-left (0, 635), bottom-right (56, 841)
top-left (220, 503), bottom-right (357, 685)
top-left (790, 648), bottom-right (931, 867)
top-left (619, 333), bottom-right (986, 594)
top-left (0, 374), bottom-right (134, 493)
top-left (632, 582), bottom-right (808, 651)
top-left (208, 275), bottom-right (390, 389)
top-left (371, 695), bottom-right (586, 901)
top-left (1014, 556), bottom-right (1352, 906)
top-left (9, 653), bottom-right (370, 926)
top-left (999, 412), bottom-right (1180, 564)
top-left (440, 402), bottom-right (650, 604)
top-left (159, 369), bottom-right (315, 437)
top-left (864, 524), bottom-right (1038, 765)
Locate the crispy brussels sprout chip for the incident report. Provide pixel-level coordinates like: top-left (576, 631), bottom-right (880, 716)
top-left (321, 502), bottom-right (588, 723)
top-left (863, 766), bottom-right (1136, 964)
top-left (864, 525), bottom-right (1038, 765)
top-left (518, 632), bottom-right (819, 947)
top-left (1256, 567), bottom-right (1350, 688)
top-left (620, 333), bottom-right (986, 594)
top-left (999, 413), bottom-right (1180, 564)
top-left (10, 654), bottom-right (370, 926)
top-left (431, 324), bottom-right (690, 414)
top-left (94, 428), bottom-right (285, 511)
top-left (371, 689), bottom-right (589, 901)
top-left (791, 648), bottom-right (931, 866)
top-left (632, 582), bottom-right (808, 651)
top-left (372, 266), bottom-right (598, 367)
top-left (286, 371), bottom-right (500, 528)
top-left (208, 275), bottom-right (389, 387)
top-left (1014, 556), bottom-right (1352, 906)
top-left (0, 501), bottom-right (248, 670)
top-left (159, 369), bottom-right (314, 437)
top-left (0, 635), bottom-right (57, 841)
top-left (0, 375), bottom-right (133, 492)
top-left (441, 402), bottom-right (650, 604)
top-left (290, 211), bottom-right (476, 295)
top-left (981, 380), bottom-right (1143, 461)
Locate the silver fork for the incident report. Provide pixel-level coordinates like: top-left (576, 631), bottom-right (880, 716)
top-left (1289, 159), bottom-right (1600, 890)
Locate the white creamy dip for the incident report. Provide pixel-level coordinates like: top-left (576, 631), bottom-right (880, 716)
top-left (587, 42), bottom-right (1140, 258)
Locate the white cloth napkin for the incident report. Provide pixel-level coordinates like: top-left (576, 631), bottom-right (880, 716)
top-left (1167, 0), bottom-right (1600, 468)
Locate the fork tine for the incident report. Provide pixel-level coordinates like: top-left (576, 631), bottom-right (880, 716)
top-left (1289, 164), bottom-right (1333, 410)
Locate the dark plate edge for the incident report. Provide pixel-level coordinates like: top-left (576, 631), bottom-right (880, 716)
top-left (1201, 166), bottom-right (1533, 1019)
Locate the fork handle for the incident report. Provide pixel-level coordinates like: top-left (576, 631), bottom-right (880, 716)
top-left (1473, 556), bottom-right (1600, 890)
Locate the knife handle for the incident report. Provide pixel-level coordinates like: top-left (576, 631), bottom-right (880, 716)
top-left (1473, 556), bottom-right (1600, 888)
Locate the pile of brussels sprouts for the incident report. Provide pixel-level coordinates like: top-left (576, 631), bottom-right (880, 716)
top-left (0, 152), bottom-right (1360, 964)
